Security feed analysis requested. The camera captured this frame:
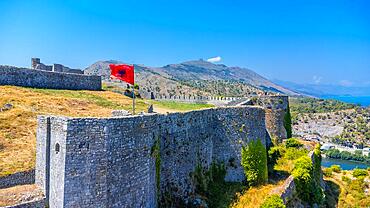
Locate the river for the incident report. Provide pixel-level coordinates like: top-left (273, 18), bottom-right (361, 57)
top-left (321, 157), bottom-right (369, 170)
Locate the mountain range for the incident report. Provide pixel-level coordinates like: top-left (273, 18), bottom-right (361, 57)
top-left (84, 59), bottom-right (299, 98)
top-left (274, 80), bottom-right (370, 97)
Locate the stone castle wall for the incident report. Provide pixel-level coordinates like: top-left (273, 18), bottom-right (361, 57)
top-left (0, 66), bottom-right (101, 90)
top-left (36, 106), bottom-right (269, 208)
top-left (0, 170), bottom-right (35, 189)
top-left (31, 58), bottom-right (84, 74)
top-left (253, 95), bottom-right (289, 143)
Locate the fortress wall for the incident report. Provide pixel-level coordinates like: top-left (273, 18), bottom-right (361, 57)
top-left (212, 107), bottom-right (268, 181)
top-left (0, 170), bottom-right (35, 189)
top-left (0, 66), bottom-right (101, 90)
top-left (157, 110), bottom-right (215, 204)
top-left (36, 106), bottom-right (268, 207)
top-left (255, 95), bottom-right (289, 143)
top-left (36, 116), bottom-right (68, 208)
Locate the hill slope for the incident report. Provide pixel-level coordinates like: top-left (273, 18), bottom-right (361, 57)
top-left (85, 60), bottom-right (299, 97)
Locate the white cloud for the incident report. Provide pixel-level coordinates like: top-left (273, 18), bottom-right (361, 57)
top-left (207, 56), bottom-right (222, 63)
top-left (312, 75), bottom-right (322, 84)
top-left (339, 80), bottom-right (353, 87)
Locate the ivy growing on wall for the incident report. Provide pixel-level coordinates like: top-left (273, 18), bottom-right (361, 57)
top-left (284, 105), bottom-right (292, 138)
top-left (241, 139), bottom-right (268, 186)
top-left (151, 138), bottom-right (161, 205)
top-left (193, 163), bottom-right (227, 196)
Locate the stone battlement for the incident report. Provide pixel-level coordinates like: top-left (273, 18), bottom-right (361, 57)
top-left (31, 58), bottom-right (84, 74)
top-left (35, 106), bottom-right (270, 207)
top-left (0, 66), bottom-right (102, 90)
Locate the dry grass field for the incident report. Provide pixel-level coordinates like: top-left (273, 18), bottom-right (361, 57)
top-left (231, 180), bottom-right (285, 208)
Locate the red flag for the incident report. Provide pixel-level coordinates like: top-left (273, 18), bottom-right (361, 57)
top-left (109, 64), bottom-right (135, 85)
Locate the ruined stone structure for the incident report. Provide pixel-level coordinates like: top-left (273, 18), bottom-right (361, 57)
top-left (31, 58), bottom-right (84, 74)
top-left (35, 106), bottom-right (270, 207)
top-left (0, 66), bottom-right (102, 90)
top-left (252, 95), bottom-right (289, 143)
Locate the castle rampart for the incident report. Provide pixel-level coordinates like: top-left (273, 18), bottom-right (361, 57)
top-left (36, 106), bottom-right (269, 207)
top-left (0, 66), bottom-right (102, 90)
top-left (252, 95), bottom-right (289, 143)
top-left (31, 58), bottom-right (84, 74)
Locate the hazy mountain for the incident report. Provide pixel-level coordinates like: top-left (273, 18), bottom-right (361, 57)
top-left (85, 59), bottom-right (299, 97)
top-left (274, 79), bottom-right (370, 97)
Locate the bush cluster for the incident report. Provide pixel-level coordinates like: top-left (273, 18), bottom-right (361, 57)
top-left (267, 146), bottom-right (281, 174)
top-left (285, 138), bottom-right (303, 148)
top-left (292, 147), bottom-right (323, 205)
top-left (323, 164), bottom-right (342, 177)
top-left (241, 139), bottom-right (268, 186)
top-left (352, 168), bottom-right (369, 178)
top-left (260, 194), bottom-right (286, 208)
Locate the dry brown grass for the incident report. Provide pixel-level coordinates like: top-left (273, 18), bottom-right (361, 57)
top-left (0, 184), bottom-right (43, 206)
top-left (0, 86), bottom-right (150, 176)
top-left (231, 180), bottom-right (285, 208)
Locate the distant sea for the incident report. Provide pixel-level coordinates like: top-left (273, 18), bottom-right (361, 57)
top-left (322, 95), bottom-right (370, 107)
top-left (321, 157), bottom-right (369, 170)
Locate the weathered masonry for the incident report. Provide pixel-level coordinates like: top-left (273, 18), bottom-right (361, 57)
top-left (36, 106), bottom-right (270, 208)
top-left (0, 66), bottom-right (101, 90)
top-left (252, 95), bottom-right (289, 142)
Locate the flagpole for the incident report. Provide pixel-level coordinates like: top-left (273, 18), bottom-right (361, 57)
top-left (132, 84), bottom-right (135, 115)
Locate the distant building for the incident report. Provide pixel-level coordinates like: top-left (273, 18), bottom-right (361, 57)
top-left (31, 58), bottom-right (83, 74)
top-left (320, 143), bottom-right (335, 151)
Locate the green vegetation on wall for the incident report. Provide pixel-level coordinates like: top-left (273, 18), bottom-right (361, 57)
top-left (192, 163), bottom-right (244, 208)
top-left (241, 140), bottom-right (268, 186)
top-left (292, 147), bottom-right (323, 205)
top-left (284, 105), bottom-right (292, 138)
top-left (267, 146), bottom-right (281, 175)
top-left (151, 138), bottom-right (161, 203)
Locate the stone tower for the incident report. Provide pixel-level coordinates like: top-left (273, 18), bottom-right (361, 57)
top-left (254, 95), bottom-right (289, 143)
top-left (31, 58), bottom-right (41, 69)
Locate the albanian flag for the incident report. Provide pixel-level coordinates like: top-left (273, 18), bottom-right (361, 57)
top-left (109, 64), bottom-right (135, 85)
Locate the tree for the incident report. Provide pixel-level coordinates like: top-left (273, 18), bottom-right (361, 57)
top-left (241, 139), bottom-right (268, 186)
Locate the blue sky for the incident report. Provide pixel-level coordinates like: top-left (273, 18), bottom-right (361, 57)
top-left (0, 0), bottom-right (369, 86)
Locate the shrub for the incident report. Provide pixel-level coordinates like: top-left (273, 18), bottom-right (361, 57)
top-left (330, 165), bottom-right (341, 173)
top-left (292, 155), bottom-right (323, 204)
top-left (313, 144), bottom-right (322, 186)
top-left (267, 146), bottom-right (281, 174)
top-left (352, 168), bottom-right (369, 178)
top-left (241, 140), bottom-right (268, 186)
top-left (260, 194), bottom-right (286, 208)
top-left (323, 168), bottom-right (333, 177)
top-left (284, 147), bottom-right (308, 160)
top-left (285, 138), bottom-right (303, 148)
top-left (341, 176), bottom-right (351, 183)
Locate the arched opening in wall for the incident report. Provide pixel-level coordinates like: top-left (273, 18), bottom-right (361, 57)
top-left (55, 143), bottom-right (60, 154)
